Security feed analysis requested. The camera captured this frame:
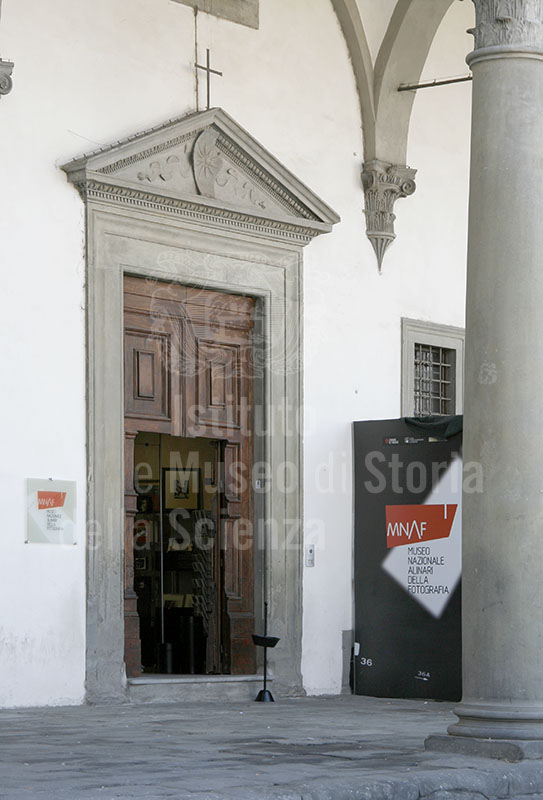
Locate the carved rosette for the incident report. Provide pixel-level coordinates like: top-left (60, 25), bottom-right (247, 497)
top-left (193, 129), bottom-right (223, 198)
top-left (361, 160), bottom-right (416, 272)
top-left (0, 59), bottom-right (14, 97)
top-left (469, 0), bottom-right (543, 52)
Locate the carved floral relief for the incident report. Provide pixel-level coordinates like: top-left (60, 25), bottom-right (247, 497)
top-left (193, 130), bottom-right (224, 197)
top-left (136, 142), bottom-right (196, 194)
top-left (215, 167), bottom-right (269, 210)
top-left (192, 129), bottom-right (279, 212)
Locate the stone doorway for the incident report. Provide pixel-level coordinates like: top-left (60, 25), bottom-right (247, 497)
top-left (61, 107), bottom-right (338, 701)
top-left (124, 276), bottom-right (257, 678)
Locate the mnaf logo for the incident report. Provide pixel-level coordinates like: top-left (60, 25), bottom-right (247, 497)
top-left (37, 491), bottom-right (67, 510)
top-left (386, 504), bottom-right (457, 548)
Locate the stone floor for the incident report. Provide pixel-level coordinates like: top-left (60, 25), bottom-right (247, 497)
top-left (2, 695), bottom-right (543, 799)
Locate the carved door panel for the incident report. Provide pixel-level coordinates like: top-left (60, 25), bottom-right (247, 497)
top-left (191, 440), bottom-right (222, 675)
top-left (124, 277), bottom-right (183, 437)
top-left (183, 287), bottom-right (254, 441)
top-left (123, 276), bottom-right (255, 677)
top-left (220, 439), bottom-right (256, 674)
top-left (180, 286), bottom-right (256, 674)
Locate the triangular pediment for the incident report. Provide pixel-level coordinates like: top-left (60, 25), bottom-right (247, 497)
top-left (62, 108), bottom-right (339, 241)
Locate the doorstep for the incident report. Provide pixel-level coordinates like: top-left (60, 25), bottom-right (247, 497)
top-left (127, 674), bottom-right (269, 704)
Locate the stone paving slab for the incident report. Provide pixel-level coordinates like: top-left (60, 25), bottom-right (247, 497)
top-left (1, 695), bottom-right (543, 799)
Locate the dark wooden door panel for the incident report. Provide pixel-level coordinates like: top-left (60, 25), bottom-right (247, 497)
top-left (124, 432), bottom-right (141, 677)
top-left (123, 275), bottom-right (256, 677)
top-left (220, 435), bottom-right (255, 674)
top-left (124, 331), bottom-right (171, 423)
top-left (191, 340), bottom-right (241, 437)
top-left (229, 614), bottom-right (257, 676)
top-left (184, 286), bottom-right (255, 332)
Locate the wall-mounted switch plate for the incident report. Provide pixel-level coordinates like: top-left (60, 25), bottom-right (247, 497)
top-left (306, 544), bottom-right (315, 568)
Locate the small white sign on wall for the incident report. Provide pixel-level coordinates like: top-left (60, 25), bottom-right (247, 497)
top-left (26, 479), bottom-right (77, 545)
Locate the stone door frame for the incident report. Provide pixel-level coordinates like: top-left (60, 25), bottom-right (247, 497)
top-left (85, 205), bottom-right (307, 700)
top-left (61, 108), bottom-right (339, 701)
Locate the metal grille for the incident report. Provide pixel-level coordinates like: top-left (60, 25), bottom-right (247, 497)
top-left (414, 343), bottom-right (456, 416)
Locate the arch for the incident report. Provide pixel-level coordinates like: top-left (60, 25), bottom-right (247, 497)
top-left (330, 0), bottom-right (376, 156)
top-left (331, 0), bottom-right (458, 164)
top-left (374, 0), bottom-right (456, 164)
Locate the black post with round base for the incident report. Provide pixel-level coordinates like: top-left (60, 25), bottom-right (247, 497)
top-left (252, 602), bottom-right (279, 702)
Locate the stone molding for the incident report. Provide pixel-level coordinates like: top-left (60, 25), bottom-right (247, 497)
top-left (469, 0), bottom-right (543, 51)
top-left (449, 701), bottom-right (543, 740)
top-left (81, 213), bottom-right (307, 703)
top-left (62, 108), bottom-right (339, 246)
top-left (361, 159), bottom-right (416, 271)
top-left (75, 179), bottom-right (317, 245)
top-left (0, 58), bottom-right (14, 97)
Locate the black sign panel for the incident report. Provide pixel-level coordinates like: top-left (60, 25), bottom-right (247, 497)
top-left (353, 418), bottom-right (462, 701)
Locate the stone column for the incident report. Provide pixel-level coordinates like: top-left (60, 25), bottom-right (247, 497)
top-left (449, 0), bottom-right (543, 745)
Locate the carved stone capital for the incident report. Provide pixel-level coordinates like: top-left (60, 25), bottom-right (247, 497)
top-left (0, 59), bottom-right (14, 97)
top-left (361, 159), bottom-right (416, 272)
top-left (469, 0), bottom-right (543, 53)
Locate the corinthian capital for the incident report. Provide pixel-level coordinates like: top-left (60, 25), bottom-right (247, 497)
top-left (0, 59), bottom-right (13, 97)
top-left (469, 0), bottom-right (543, 52)
top-left (361, 160), bottom-right (416, 272)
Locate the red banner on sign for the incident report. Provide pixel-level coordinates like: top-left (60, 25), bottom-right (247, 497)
top-left (386, 504), bottom-right (457, 548)
top-left (37, 491), bottom-right (67, 510)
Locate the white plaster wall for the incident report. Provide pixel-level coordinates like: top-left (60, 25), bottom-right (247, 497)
top-left (301, 0), bottom-right (474, 694)
top-left (0, 0), bottom-right (205, 708)
top-left (0, 0), bottom-right (361, 706)
top-left (0, 0), bottom-right (473, 704)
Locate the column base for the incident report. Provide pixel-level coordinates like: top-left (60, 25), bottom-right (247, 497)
top-left (425, 734), bottom-right (543, 762)
top-left (447, 702), bottom-right (543, 741)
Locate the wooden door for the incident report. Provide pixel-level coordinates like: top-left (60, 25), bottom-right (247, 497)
top-left (123, 276), bottom-right (256, 677)
top-left (219, 439), bottom-right (255, 674)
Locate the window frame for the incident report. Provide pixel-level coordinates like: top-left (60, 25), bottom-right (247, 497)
top-left (401, 318), bottom-right (465, 417)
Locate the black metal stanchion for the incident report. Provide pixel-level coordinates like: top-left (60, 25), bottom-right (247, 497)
top-left (252, 601), bottom-right (279, 702)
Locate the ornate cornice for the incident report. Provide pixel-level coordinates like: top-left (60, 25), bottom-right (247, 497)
top-left (76, 179), bottom-right (316, 245)
top-left (98, 130), bottom-right (202, 176)
top-left (361, 159), bottom-right (416, 272)
top-left (62, 108), bottom-right (339, 247)
top-left (0, 59), bottom-right (14, 98)
top-left (215, 134), bottom-right (318, 221)
top-left (469, 0), bottom-right (543, 52)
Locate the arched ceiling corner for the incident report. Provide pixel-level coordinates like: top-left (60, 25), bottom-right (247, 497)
top-left (330, 0), bottom-right (376, 157)
top-left (331, 0), bottom-right (459, 270)
top-left (331, 0), bottom-right (458, 163)
top-left (373, 0), bottom-right (457, 165)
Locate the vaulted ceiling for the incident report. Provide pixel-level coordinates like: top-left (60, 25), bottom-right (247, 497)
top-left (331, 0), bottom-right (462, 164)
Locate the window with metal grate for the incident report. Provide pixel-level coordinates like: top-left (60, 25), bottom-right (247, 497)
top-left (402, 319), bottom-right (464, 417)
top-left (413, 343), bottom-right (456, 416)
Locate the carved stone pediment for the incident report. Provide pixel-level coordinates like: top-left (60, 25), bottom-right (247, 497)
top-left (61, 108), bottom-right (339, 244)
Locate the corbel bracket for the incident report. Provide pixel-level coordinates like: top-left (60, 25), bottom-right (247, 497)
top-left (0, 58), bottom-right (14, 98)
top-left (361, 159), bottom-right (416, 271)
